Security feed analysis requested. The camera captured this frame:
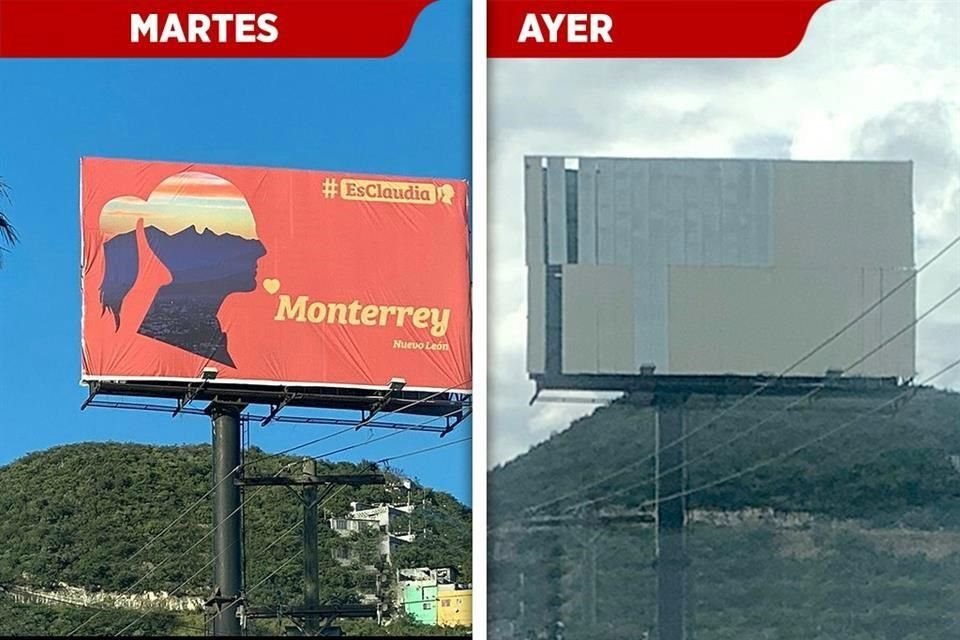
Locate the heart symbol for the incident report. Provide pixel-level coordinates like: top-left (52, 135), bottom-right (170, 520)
top-left (263, 279), bottom-right (280, 295)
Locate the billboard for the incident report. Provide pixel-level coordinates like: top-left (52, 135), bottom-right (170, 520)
top-left (526, 157), bottom-right (916, 381)
top-left (82, 157), bottom-right (471, 393)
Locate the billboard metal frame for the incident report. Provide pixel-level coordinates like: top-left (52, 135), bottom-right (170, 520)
top-left (82, 379), bottom-right (470, 424)
top-left (530, 371), bottom-right (905, 399)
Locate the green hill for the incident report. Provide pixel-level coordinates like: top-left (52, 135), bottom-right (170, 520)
top-left (0, 442), bottom-right (471, 636)
top-left (489, 386), bottom-right (960, 639)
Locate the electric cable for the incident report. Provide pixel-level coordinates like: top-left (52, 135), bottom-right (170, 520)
top-left (67, 460), bottom-right (298, 636)
top-left (117, 481), bottom-right (355, 636)
top-left (112, 516), bottom-right (305, 637)
top-left (565, 355), bottom-right (960, 514)
top-left (244, 379), bottom-right (471, 468)
top-left (217, 483), bottom-right (355, 626)
top-left (375, 435), bottom-right (472, 465)
top-left (523, 233), bottom-right (960, 515)
top-left (69, 382), bottom-right (470, 633)
top-left (561, 281), bottom-right (960, 513)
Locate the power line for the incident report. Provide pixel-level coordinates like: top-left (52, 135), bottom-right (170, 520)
top-left (243, 549), bottom-right (304, 600)
top-left (112, 516), bottom-right (306, 637)
top-left (69, 404), bottom-right (463, 632)
top-left (128, 464), bottom-right (239, 562)
top-left (70, 383), bottom-right (470, 634)
top-left (66, 460), bottom-right (298, 636)
top-left (65, 430), bottom-right (462, 636)
top-left (243, 408), bottom-right (470, 479)
top-left (297, 430), bottom-right (403, 464)
top-left (567, 354), bottom-right (960, 514)
top-left (122, 456), bottom-right (377, 617)
top-left (244, 380), bottom-right (471, 468)
top-left (524, 233), bottom-right (960, 515)
top-left (218, 483), bottom-right (356, 626)
top-left (563, 281), bottom-right (960, 513)
top-left (376, 436), bottom-right (472, 465)
top-left (68, 488), bottom-right (256, 635)
top-left (118, 481), bottom-right (356, 636)
top-left (61, 457), bottom-right (242, 633)
top-left (298, 410), bottom-right (463, 462)
top-left (289, 418), bottom-right (456, 467)
top-left (249, 426), bottom-right (356, 464)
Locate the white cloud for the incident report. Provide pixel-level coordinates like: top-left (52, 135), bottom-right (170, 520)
top-left (488, 0), bottom-right (960, 467)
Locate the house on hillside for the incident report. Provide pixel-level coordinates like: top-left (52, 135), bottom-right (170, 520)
top-left (400, 580), bottom-right (438, 625)
top-left (437, 584), bottom-right (472, 628)
top-left (397, 567), bottom-right (470, 628)
top-left (327, 501), bottom-right (418, 565)
top-left (398, 566), bottom-right (458, 585)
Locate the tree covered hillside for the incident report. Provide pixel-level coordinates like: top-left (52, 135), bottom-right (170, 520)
top-left (0, 442), bottom-right (471, 636)
top-left (489, 386), bottom-right (960, 639)
top-left (491, 387), bottom-right (960, 527)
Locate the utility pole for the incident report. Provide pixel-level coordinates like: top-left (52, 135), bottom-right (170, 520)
top-left (544, 531), bottom-right (564, 640)
top-left (567, 524), bottom-right (603, 628)
top-left (583, 532), bottom-right (601, 627)
top-left (239, 468), bottom-right (386, 635)
top-left (518, 569), bottom-right (525, 635)
top-left (654, 394), bottom-right (688, 640)
top-left (505, 510), bottom-right (652, 639)
top-left (302, 459), bottom-right (320, 636)
top-left (209, 403), bottom-right (244, 636)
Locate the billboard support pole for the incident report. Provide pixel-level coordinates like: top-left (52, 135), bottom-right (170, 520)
top-left (654, 393), bottom-right (688, 640)
top-left (585, 532), bottom-right (600, 627)
top-left (303, 458), bottom-right (320, 635)
top-left (209, 402), bottom-right (244, 637)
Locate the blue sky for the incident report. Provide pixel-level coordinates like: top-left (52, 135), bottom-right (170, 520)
top-left (0, 0), bottom-right (472, 504)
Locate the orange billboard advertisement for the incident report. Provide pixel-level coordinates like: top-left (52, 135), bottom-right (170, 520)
top-left (81, 157), bottom-right (471, 393)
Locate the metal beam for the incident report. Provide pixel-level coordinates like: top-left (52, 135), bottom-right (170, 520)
top-left (261, 391), bottom-right (300, 426)
top-left (531, 372), bottom-right (902, 397)
top-left (238, 474), bottom-right (385, 488)
top-left (82, 400), bottom-right (454, 433)
top-left (84, 379), bottom-right (466, 417)
top-left (243, 605), bottom-right (378, 620)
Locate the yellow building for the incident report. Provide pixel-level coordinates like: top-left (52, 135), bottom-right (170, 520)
top-left (436, 586), bottom-right (471, 627)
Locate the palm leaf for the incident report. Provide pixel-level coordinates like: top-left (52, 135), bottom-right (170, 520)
top-left (0, 178), bottom-right (18, 266)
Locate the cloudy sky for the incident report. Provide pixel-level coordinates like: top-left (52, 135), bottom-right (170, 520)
top-left (487, 0), bottom-right (960, 467)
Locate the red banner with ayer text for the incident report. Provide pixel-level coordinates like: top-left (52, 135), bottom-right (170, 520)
top-left (488, 0), bottom-right (832, 58)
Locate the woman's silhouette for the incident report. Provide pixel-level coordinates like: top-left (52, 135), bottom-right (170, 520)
top-left (99, 171), bottom-right (266, 367)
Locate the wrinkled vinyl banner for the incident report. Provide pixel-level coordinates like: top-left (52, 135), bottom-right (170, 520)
top-left (81, 157), bottom-right (471, 392)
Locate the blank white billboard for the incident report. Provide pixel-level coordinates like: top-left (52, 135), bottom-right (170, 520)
top-left (526, 157), bottom-right (916, 380)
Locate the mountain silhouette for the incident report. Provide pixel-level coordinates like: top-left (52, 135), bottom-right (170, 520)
top-left (100, 226), bottom-right (266, 367)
